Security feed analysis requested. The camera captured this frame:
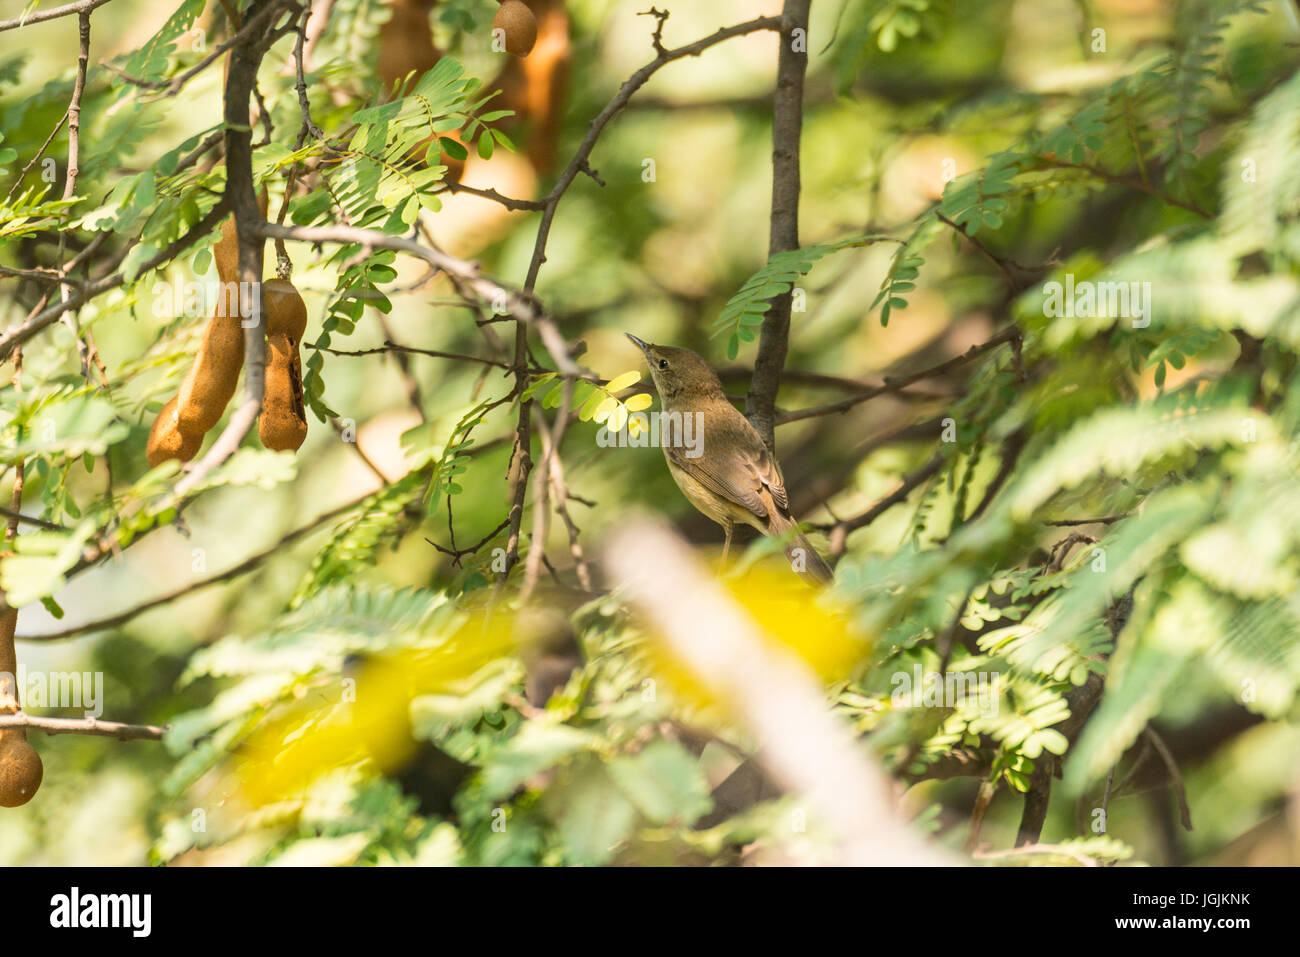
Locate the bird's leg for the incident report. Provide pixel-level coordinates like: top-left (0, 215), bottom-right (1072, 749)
top-left (721, 521), bottom-right (733, 566)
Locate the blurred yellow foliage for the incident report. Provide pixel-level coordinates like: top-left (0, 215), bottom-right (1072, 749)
top-left (640, 557), bottom-right (872, 712)
top-left (236, 613), bottom-right (517, 806)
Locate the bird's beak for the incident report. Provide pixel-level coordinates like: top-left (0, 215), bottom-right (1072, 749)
top-left (625, 333), bottom-right (652, 357)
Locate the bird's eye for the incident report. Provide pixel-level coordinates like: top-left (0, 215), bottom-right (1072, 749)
top-left (658, 358), bottom-right (668, 369)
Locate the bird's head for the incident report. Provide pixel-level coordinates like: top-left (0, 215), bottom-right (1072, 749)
top-left (625, 334), bottom-right (726, 404)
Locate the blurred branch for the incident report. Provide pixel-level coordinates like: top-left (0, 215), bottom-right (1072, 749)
top-left (60, 10), bottom-right (93, 381)
top-left (0, 507), bottom-right (68, 532)
top-left (1016, 671), bottom-right (1106, 846)
top-left (720, 365), bottom-right (951, 399)
top-left (1144, 726), bottom-right (1193, 832)
top-left (1032, 157), bottom-right (1213, 220)
top-left (604, 517), bottom-right (957, 865)
top-left (1045, 514), bottom-right (1129, 526)
top-left (965, 426), bottom-right (1027, 523)
top-left (936, 213), bottom-right (1031, 292)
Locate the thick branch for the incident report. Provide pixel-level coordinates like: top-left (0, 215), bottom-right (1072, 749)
top-left (746, 0), bottom-right (810, 452)
top-left (168, 1), bottom-right (288, 502)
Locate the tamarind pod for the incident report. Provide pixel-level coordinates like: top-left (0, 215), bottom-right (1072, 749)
top-left (492, 0), bottom-right (570, 172)
top-left (146, 395), bottom-right (204, 468)
top-left (258, 278), bottom-right (309, 452)
top-left (174, 187), bottom-right (269, 438)
top-left (495, 0), bottom-right (538, 57)
top-left (0, 729), bottom-right (43, 808)
top-left (145, 215), bottom-right (243, 462)
top-left (173, 292), bottom-right (246, 437)
top-left (0, 606), bottom-right (41, 808)
top-left (262, 277), bottom-right (308, 339)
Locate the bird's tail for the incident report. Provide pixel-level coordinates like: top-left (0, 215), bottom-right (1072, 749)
top-left (767, 512), bottom-right (834, 586)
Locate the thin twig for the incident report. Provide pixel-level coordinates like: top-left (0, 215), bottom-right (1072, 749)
top-left (823, 450), bottom-right (945, 558)
top-left (1145, 726), bottom-right (1193, 832)
top-left (59, 11), bottom-right (93, 382)
top-left (1034, 156), bottom-right (1213, 220)
top-left (0, 507), bottom-right (68, 532)
top-left (0, 0), bottom-right (114, 32)
top-left (256, 221), bottom-right (581, 377)
top-left (778, 327), bottom-right (1020, 424)
top-left (18, 492), bottom-right (374, 643)
top-left (309, 340), bottom-right (511, 369)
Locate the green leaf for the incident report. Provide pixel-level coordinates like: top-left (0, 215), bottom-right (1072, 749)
top-left (608, 740), bottom-right (712, 826)
top-left (478, 723), bottom-right (599, 799)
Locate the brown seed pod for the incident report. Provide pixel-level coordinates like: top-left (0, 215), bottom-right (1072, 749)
top-left (148, 188), bottom-right (268, 465)
top-left (0, 731), bottom-right (43, 808)
top-left (258, 278), bottom-right (309, 452)
top-left (145, 394), bottom-right (203, 469)
top-left (176, 190), bottom-right (268, 437)
top-left (173, 240), bottom-right (246, 437)
top-left (491, 0), bottom-right (570, 171)
top-left (495, 0), bottom-right (538, 57)
top-left (0, 605), bottom-right (41, 808)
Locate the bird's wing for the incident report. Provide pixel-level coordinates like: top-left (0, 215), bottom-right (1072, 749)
top-left (665, 416), bottom-right (789, 519)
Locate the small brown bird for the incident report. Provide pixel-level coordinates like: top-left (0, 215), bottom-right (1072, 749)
top-left (626, 334), bottom-right (834, 585)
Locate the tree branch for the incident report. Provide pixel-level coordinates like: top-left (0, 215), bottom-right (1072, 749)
top-left (0, 202), bottom-right (230, 361)
top-left (167, 0), bottom-right (291, 503)
top-left (746, 0), bottom-right (810, 452)
top-left (0, 0), bottom-right (114, 32)
top-left (0, 712), bottom-right (166, 742)
top-left (777, 327), bottom-right (1020, 424)
top-left (822, 450), bottom-right (945, 558)
top-left (18, 492), bottom-right (375, 643)
top-left (256, 221), bottom-right (580, 377)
